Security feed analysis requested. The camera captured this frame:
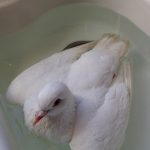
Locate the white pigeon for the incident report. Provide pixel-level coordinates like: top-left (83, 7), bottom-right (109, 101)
top-left (6, 34), bottom-right (132, 150)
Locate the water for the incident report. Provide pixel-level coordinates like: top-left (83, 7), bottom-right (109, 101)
top-left (0, 3), bottom-right (150, 150)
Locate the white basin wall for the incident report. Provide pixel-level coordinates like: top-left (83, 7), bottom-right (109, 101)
top-left (0, 0), bottom-right (150, 36)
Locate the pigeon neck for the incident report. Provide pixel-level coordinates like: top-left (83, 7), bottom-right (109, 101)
top-left (45, 94), bottom-right (77, 144)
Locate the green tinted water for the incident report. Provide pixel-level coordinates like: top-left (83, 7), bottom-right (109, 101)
top-left (1, 3), bottom-right (150, 150)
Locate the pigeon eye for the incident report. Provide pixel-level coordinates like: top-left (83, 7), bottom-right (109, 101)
top-left (52, 98), bottom-right (62, 107)
top-left (112, 74), bottom-right (116, 80)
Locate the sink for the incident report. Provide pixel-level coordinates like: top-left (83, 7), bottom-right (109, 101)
top-left (1, 1), bottom-right (150, 150)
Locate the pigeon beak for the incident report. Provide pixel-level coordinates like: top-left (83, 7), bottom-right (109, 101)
top-left (33, 110), bottom-right (48, 126)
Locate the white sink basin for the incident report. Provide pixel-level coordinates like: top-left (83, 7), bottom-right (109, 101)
top-left (0, 1), bottom-right (150, 150)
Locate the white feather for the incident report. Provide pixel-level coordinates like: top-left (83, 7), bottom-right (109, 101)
top-left (6, 34), bottom-right (131, 150)
top-left (7, 41), bottom-right (97, 105)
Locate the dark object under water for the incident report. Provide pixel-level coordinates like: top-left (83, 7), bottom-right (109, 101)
top-left (63, 41), bottom-right (91, 50)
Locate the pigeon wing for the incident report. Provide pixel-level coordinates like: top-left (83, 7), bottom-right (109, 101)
top-left (6, 41), bottom-right (96, 105)
top-left (70, 61), bottom-right (132, 150)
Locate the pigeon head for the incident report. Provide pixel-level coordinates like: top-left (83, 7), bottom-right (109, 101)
top-left (36, 82), bottom-right (71, 119)
top-left (23, 81), bottom-right (76, 143)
